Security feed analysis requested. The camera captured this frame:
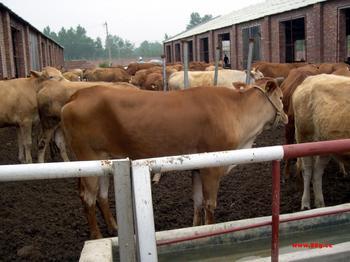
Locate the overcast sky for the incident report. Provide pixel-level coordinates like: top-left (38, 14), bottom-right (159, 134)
top-left (2, 0), bottom-right (264, 46)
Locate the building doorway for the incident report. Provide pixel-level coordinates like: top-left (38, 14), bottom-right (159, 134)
top-left (218, 33), bottom-right (231, 68)
top-left (281, 17), bottom-right (306, 63)
top-left (200, 37), bottom-right (209, 63)
top-left (166, 45), bottom-right (172, 63)
top-left (339, 8), bottom-right (350, 63)
top-left (174, 43), bottom-right (181, 62)
top-left (188, 41), bottom-right (194, 62)
top-left (11, 27), bottom-right (21, 78)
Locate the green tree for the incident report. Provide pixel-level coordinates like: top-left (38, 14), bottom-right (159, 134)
top-left (43, 25), bottom-right (163, 61)
top-left (135, 41), bottom-right (162, 58)
top-left (186, 12), bottom-right (213, 30)
top-left (43, 26), bottom-right (58, 42)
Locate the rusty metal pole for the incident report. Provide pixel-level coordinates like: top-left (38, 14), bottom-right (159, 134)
top-left (271, 160), bottom-right (280, 262)
top-left (161, 54), bottom-right (167, 91)
top-left (183, 41), bottom-right (189, 88)
top-left (214, 47), bottom-right (220, 86)
top-left (245, 38), bottom-right (254, 84)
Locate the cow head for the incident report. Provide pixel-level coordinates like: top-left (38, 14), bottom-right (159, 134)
top-left (31, 67), bottom-right (65, 82)
top-left (250, 68), bottom-right (264, 80)
top-left (255, 79), bottom-right (288, 128)
top-left (30, 67), bottom-right (67, 92)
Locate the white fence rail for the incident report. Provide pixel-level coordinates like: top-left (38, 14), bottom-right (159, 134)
top-left (1, 140), bottom-right (350, 262)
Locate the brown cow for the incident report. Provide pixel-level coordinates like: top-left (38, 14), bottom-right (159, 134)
top-left (253, 61), bottom-right (309, 78)
top-left (83, 68), bottom-right (130, 82)
top-left (63, 72), bottom-right (81, 81)
top-left (0, 67), bottom-right (63, 163)
top-left (317, 62), bottom-right (349, 74)
top-left (293, 74), bottom-right (350, 209)
top-left (332, 67), bottom-right (350, 77)
top-left (36, 76), bottom-right (137, 163)
top-left (61, 79), bottom-right (287, 239)
top-left (280, 65), bottom-right (320, 180)
top-left (126, 62), bottom-right (161, 75)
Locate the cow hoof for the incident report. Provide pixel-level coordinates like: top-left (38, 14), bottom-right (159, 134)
top-left (301, 206), bottom-right (310, 211)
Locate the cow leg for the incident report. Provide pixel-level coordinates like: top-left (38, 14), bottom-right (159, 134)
top-left (20, 121), bottom-right (33, 164)
top-left (54, 127), bottom-right (70, 162)
top-left (338, 162), bottom-right (347, 177)
top-left (200, 167), bottom-right (224, 225)
top-left (192, 170), bottom-right (203, 226)
top-left (97, 176), bottom-right (117, 235)
top-left (38, 127), bottom-right (56, 163)
top-left (80, 177), bottom-right (102, 239)
top-left (300, 156), bottom-right (313, 210)
top-left (283, 120), bottom-right (295, 182)
top-left (17, 127), bottom-right (25, 163)
top-left (313, 156), bottom-right (329, 208)
top-left (152, 172), bottom-right (162, 184)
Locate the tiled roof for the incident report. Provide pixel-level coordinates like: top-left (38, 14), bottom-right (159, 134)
top-left (164, 0), bottom-right (327, 43)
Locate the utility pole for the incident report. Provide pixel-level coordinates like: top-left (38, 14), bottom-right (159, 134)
top-left (104, 22), bottom-right (112, 66)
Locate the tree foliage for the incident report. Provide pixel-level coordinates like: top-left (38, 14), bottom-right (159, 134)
top-left (43, 25), bottom-right (162, 61)
top-left (186, 12), bottom-right (213, 30)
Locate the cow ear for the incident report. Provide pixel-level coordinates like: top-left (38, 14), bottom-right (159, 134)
top-left (264, 80), bottom-right (278, 93)
top-left (30, 70), bottom-right (42, 78)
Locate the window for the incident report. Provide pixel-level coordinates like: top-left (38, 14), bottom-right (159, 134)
top-left (242, 26), bottom-right (261, 68)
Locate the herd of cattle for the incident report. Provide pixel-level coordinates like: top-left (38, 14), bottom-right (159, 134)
top-left (1, 60), bottom-right (350, 239)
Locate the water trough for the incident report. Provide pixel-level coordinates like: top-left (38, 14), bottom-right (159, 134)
top-left (80, 204), bottom-right (350, 261)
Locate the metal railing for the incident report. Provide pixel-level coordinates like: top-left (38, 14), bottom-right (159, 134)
top-left (1, 139), bottom-right (350, 262)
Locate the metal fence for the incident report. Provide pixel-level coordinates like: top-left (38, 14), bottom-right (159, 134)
top-left (1, 139), bottom-right (350, 261)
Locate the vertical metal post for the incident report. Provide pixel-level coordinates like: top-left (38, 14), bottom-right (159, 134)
top-left (245, 38), bottom-right (254, 84)
top-left (104, 22), bottom-right (112, 66)
top-left (214, 47), bottom-right (220, 86)
top-left (271, 160), bottom-right (280, 262)
top-left (183, 41), bottom-right (189, 89)
top-left (131, 164), bottom-right (158, 262)
top-left (161, 55), bottom-right (167, 91)
top-left (113, 160), bottom-right (136, 262)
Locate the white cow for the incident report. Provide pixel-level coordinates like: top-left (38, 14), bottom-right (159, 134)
top-left (293, 74), bottom-right (350, 210)
top-left (168, 69), bottom-right (264, 90)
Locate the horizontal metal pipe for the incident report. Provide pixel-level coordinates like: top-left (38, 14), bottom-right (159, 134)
top-left (283, 139), bottom-right (350, 159)
top-left (0, 160), bottom-right (115, 182)
top-left (157, 207), bottom-right (350, 246)
top-left (133, 146), bottom-right (285, 173)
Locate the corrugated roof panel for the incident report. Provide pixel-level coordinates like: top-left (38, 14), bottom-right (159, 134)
top-left (165, 0), bottom-right (327, 43)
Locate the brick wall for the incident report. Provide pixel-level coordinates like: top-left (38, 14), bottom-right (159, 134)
top-left (0, 10), bottom-right (5, 78)
top-left (165, 0), bottom-right (350, 68)
top-left (0, 5), bottom-right (64, 79)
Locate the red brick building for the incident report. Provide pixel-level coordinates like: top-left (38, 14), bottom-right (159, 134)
top-left (0, 3), bottom-right (64, 79)
top-left (164, 0), bottom-right (350, 69)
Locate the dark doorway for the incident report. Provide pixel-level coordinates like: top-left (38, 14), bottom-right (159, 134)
top-left (218, 33), bottom-right (231, 68)
top-left (200, 37), bottom-right (209, 63)
top-left (175, 43), bottom-right (181, 62)
top-left (282, 17), bottom-right (306, 62)
top-left (11, 27), bottom-right (21, 78)
top-left (41, 42), bottom-right (47, 67)
top-left (346, 9), bottom-right (350, 62)
top-left (166, 45), bottom-right (172, 63)
top-left (188, 41), bottom-right (194, 62)
top-left (340, 8), bottom-right (350, 63)
top-left (48, 45), bottom-right (52, 66)
top-left (242, 26), bottom-right (261, 68)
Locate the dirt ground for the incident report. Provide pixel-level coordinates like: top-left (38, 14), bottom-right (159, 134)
top-left (0, 125), bottom-right (350, 261)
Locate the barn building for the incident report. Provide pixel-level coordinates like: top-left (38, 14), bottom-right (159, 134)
top-left (0, 3), bottom-right (64, 79)
top-left (164, 0), bottom-right (350, 69)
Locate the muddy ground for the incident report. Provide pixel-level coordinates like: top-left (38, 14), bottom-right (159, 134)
top-left (0, 125), bottom-right (349, 261)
